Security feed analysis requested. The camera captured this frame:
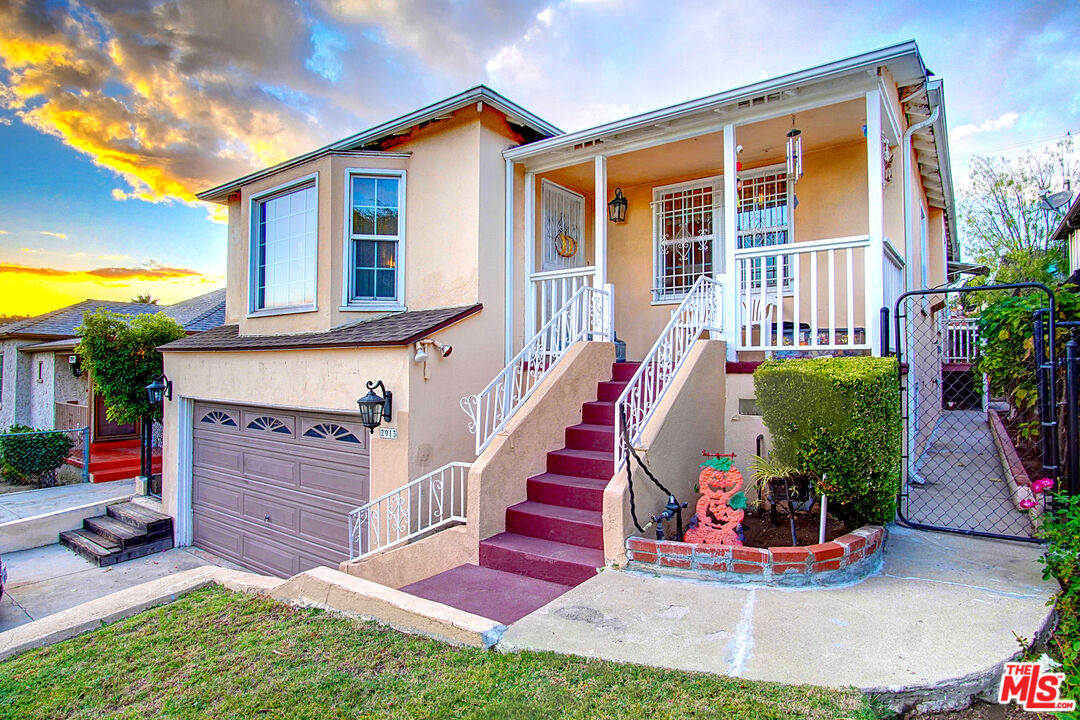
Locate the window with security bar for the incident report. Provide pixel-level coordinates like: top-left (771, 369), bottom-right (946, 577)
top-left (652, 178), bottom-right (719, 302)
top-left (737, 169), bottom-right (793, 290)
top-left (541, 181), bottom-right (586, 272)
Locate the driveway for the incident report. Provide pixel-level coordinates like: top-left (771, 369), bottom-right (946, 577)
top-left (0, 544), bottom-right (242, 633)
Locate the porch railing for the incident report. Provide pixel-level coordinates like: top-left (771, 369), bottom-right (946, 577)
top-left (944, 317), bottom-right (979, 363)
top-left (734, 235), bottom-right (871, 352)
top-left (348, 461), bottom-right (471, 560)
top-left (462, 283), bottom-right (612, 456)
top-left (529, 266), bottom-right (594, 335)
top-left (882, 241), bottom-right (905, 352)
top-left (615, 275), bottom-right (722, 470)
top-left (55, 402), bottom-right (90, 433)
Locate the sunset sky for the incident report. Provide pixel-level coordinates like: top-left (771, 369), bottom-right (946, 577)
top-left (1, 0), bottom-right (1078, 317)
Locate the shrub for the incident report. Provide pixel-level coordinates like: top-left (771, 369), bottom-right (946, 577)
top-left (753, 357), bottom-right (902, 526)
top-left (1039, 494), bottom-right (1080, 703)
top-left (0, 424), bottom-right (76, 486)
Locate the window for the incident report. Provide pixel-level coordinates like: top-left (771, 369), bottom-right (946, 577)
top-left (541, 181), bottom-right (586, 272)
top-left (652, 178), bottom-right (720, 302)
top-left (347, 171), bottom-right (404, 306)
top-left (737, 169), bottom-right (793, 290)
top-left (251, 179), bottom-right (317, 312)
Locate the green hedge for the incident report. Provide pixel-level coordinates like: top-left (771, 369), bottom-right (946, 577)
top-left (0, 424), bottom-right (76, 486)
top-left (753, 357), bottom-right (902, 525)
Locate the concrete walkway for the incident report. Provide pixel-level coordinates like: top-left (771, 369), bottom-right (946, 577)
top-left (0, 544), bottom-right (242, 633)
top-left (906, 410), bottom-right (1032, 538)
top-left (0, 480), bottom-right (135, 524)
top-left (499, 526), bottom-right (1056, 711)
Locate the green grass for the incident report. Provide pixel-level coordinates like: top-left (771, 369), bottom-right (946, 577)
top-left (0, 586), bottom-right (883, 720)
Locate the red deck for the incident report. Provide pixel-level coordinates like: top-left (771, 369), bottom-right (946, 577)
top-left (67, 440), bottom-right (161, 483)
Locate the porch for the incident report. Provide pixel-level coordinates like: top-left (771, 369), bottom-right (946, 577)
top-left (509, 88), bottom-right (912, 364)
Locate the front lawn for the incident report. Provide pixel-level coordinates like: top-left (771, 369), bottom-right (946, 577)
top-left (0, 586), bottom-right (881, 720)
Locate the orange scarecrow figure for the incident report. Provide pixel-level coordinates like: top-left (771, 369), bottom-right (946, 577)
top-left (684, 453), bottom-right (746, 546)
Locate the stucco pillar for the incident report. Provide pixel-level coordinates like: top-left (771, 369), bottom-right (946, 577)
top-left (593, 155), bottom-right (607, 289)
top-left (865, 89), bottom-right (885, 356)
top-left (721, 125), bottom-right (739, 361)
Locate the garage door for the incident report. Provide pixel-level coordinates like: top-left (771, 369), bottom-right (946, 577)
top-left (192, 402), bottom-right (370, 577)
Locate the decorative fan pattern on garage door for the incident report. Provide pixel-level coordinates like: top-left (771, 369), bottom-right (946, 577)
top-left (303, 423), bottom-right (361, 444)
top-left (200, 410), bottom-right (237, 427)
top-left (246, 415), bottom-right (291, 434)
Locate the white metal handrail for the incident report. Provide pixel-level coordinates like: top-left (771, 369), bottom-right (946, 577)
top-left (734, 235), bottom-right (871, 351)
top-left (615, 275), bottom-right (722, 470)
top-left (530, 266), bottom-right (594, 336)
top-left (348, 461), bottom-right (471, 560)
top-left (462, 283), bottom-right (612, 456)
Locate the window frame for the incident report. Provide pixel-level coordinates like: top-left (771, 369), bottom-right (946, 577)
top-left (735, 163), bottom-right (795, 294)
top-left (247, 173), bottom-right (320, 317)
top-left (650, 174), bottom-right (722, 305)
top-left (341, 168), bottom-right (407, 311)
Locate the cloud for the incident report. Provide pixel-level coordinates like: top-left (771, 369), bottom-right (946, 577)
top-left (0, 261), bottom-right (202, 282)
top-left (39, 230), bottom-right (67, 239)
top-left (951, 112), bottom-right (1021, 141)
top-left (98, 253), bottom-right (131, 262)
top-left (0, 230), bottom-right (8, 235)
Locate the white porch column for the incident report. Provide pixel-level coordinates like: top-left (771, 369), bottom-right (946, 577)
top-left (594, 155), bottom-right (608, 289)
top-left (504, 158), bottom-right (515, 364)
top-left (721, 124), bottom-right (738, 361)
top-left (524, 171), bottom-right (536, 340)
top-left (865, 90), bottom-right (885, 356)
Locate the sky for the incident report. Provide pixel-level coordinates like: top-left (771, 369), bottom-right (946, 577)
top-left (0, 0), bottom-right (1077, 316)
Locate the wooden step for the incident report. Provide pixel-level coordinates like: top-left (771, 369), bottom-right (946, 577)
top-left (84, 515), bottom-right (144, 549)
top-left (106, 501), bottom-right (172, 537)
top-left (60, 527), bottom-right (172, 567)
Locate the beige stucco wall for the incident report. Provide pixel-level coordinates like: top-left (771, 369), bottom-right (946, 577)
top-left (0, 339), bottom-right (36, 429)
top-left (53, 353), bottom-right (88, 405)
top-left (723, 371), bottom-right (771, 487)
top-left (339, 524), bottom-right (477, 589)
top-left (467, 341), bottom-right (615, 542)
top-left (601, 340), bottom-right (727, 565)
top-left (27, 352), bottom-right (54, 430)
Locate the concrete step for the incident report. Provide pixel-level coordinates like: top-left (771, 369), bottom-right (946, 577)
top-left (526, 472), bottom-right (608, 511)
top-left (547, 448), bottom-right (614, 480)
top-left (90, 464), bottom-right (160, 484)
top-left (565, 423), bottom-right (614, 453)
top-left (581, 401), bottom-right (616, 426)
top-left (399, 563), bottom-right (572, 625)
top-left (505, 501), bottom-right (603, 549)
top-left (596, 380), bottom-right (629, 402)
top-left (480, 532), bottom-right (603, 586)
top-left (611, 362), bottom-right (641, 382)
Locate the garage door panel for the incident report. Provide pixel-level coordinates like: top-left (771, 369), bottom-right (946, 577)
top-left (193, 477), bottom-right (243, 513)
top-left (299, 462), bottom-right (368, 499)
top-left (192, 402), bottom-right (370, 578)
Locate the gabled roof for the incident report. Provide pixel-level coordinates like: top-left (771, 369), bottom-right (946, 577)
top-left (196, 86), bottom-right (561, 203)
top-left (0, 289), bottom-right (226, 341)
top-left (160, 304), bottom-right (481, 352)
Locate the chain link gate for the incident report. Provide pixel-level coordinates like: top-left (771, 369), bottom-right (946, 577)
top-left (893, 283), bottom-right (1058, 543)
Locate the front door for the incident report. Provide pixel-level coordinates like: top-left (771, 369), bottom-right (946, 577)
top-left (91, 383), bottom-right (137, 441)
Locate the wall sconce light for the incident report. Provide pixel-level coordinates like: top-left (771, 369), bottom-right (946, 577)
top-left (145, 374), bottom-right (172, 403)
top-left (357, 380), bottom-right (392, 433)
top-left (607, 187), bottom-right (627, 223)
top-left (68, 354), bottom-right (82, 378)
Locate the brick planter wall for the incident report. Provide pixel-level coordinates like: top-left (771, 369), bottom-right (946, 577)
top-left (626, 525), bottom-right (886, 587)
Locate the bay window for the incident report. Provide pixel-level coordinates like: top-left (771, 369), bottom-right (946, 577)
top-left (250, 177), bottom-right (317, 313)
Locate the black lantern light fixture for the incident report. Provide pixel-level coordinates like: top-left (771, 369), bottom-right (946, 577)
top-left (145, 374), bottom-right (172, 403)
top-left (356, 379), bottom-right (392, 434)
top-left (607, 187), bottom-right (628, 223)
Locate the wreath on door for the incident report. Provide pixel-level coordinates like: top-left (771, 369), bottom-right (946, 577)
top-left (555, 232), bottom-right (578, 258)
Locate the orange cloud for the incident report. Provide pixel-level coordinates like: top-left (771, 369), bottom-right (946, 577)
top-left (0, 261), bottom-right (202, 282)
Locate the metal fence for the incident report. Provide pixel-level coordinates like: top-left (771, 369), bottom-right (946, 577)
top-left (894, 284), bottom-right (1057, 542)
top-left (0, 427), bottom-right (90, 487)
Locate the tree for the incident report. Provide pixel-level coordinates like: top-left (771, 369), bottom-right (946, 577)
top-left (75, 310), bottom-right (185, 425)
top-left (132, 293), bottom-right (158, 304)
top-left (960, 135), bottom-right (1080, 284)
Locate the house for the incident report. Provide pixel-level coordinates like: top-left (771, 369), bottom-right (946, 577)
top-left (1051, 191), bottom-right (1080, 286)
top-left (159, 41), bottom-right (955, 621)
top-left (0, 290), bottom-right (224, 482)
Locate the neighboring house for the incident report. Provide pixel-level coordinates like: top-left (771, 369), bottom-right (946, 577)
top-left (159, 42), bottom-right (956, 618)
top-left (1052, 192), bottom-right (1080, 286)
top-left (0, 290), bottom-right (224, 481)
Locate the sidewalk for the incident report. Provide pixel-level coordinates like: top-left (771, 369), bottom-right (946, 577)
top-left (0, 479), bottom-right (135, 524)
top-left (499, 526), bottom-right (1056, 711)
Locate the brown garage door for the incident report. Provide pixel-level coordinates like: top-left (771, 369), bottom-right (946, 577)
top-left (192, 402), bottom-right (370, 577)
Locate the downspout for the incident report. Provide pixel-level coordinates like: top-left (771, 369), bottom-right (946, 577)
top-left (902, 91), bottom-right (940, 291)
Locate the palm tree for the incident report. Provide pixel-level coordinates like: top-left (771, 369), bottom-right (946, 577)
top-left (132, 293), bottom-right (158, 305)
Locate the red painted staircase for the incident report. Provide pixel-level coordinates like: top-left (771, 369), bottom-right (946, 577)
top-left (66, 440), bottom-right (162, 483)
top-left (400, 362), bottom-right (638, 624)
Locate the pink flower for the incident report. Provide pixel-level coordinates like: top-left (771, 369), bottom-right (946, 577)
top-left (1031, 477), bottom-right (1054, 494)
top-left (1019, 498), bottom-right (1037, 510)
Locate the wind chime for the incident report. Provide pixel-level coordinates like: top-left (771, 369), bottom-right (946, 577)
top-left (786, 115), bottom-right (803, 179)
